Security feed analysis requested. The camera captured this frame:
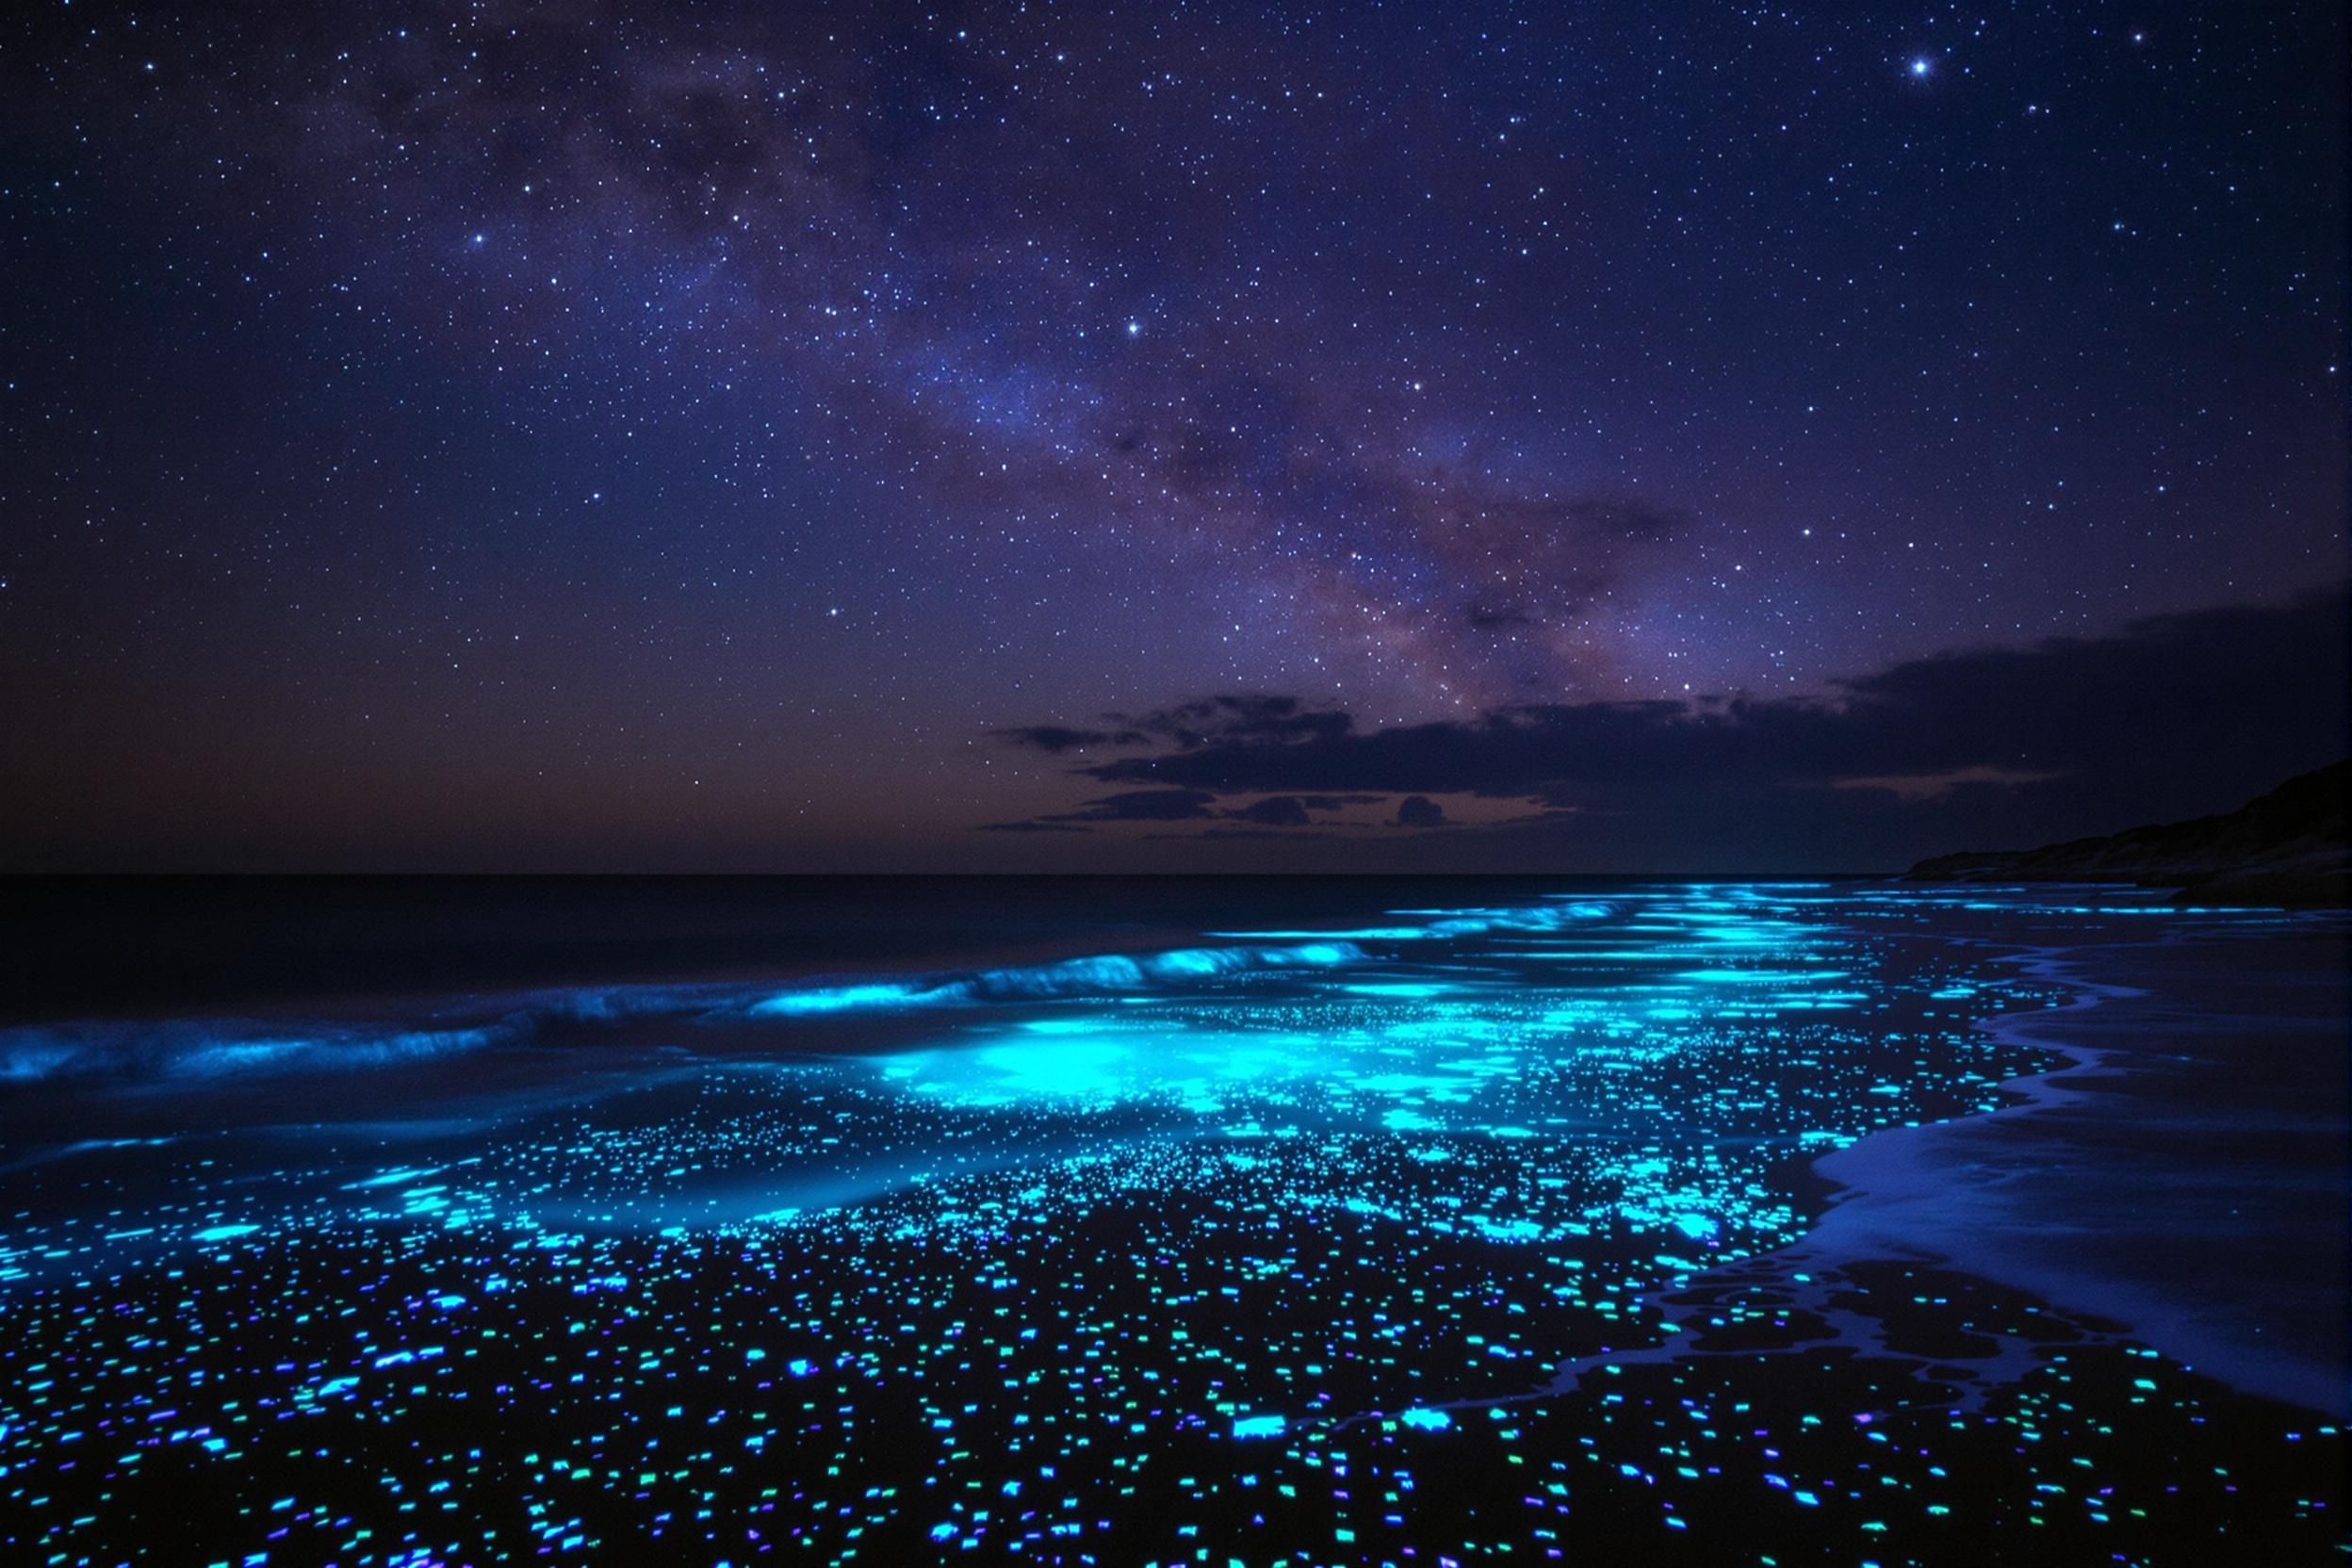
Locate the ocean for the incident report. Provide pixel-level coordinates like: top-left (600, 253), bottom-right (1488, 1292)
top-left (0, 877), bottom-right (2342, 1562)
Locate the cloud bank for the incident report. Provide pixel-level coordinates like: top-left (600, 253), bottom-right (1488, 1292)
top-left (986, 589), bottom-right (2349, 869)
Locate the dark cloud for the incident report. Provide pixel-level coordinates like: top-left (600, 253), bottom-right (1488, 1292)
top-left (989, 589), bottom-right (2350, 866)
top-left (989, 787), bottom-right (1352, 836)
top-left (1040, 789), bottom-right (1219, 824)
top-left (1228, 795), bottom-right (1316, 827)
top-left (986, 726), bottom-right (1135, 756)
top-left (1116, 694), bottom-right (1356, 751)
top-left (1394, 795), bottom-right (1449, 828)
top-left (1143, 826), bottom-right (1331, 842)
top-left (993, 694), bottom-right (1352, 757)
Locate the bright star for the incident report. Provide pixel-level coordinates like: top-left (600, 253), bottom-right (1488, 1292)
top-left (1909, 57), bottom-right (1932, 77)
top-left (1124, 319), bottom-right (1143, 337)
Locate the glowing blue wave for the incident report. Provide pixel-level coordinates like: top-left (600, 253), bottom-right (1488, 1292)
top-left (744, 940), bottom-right (1366, 1016)
top-left (0, 1018), bottom-right (517, 1085)
top-left (0, 899), bottom-right (1697, 1086)
top-left (0, 939), bottom-right (1372, 1084)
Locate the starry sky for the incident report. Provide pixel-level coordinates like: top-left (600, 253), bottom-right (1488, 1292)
top-left (1, 1), bottom-right (2344, 872)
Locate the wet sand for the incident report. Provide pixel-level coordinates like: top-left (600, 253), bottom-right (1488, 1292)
top-left (1803, 917), bottom-right (2348, 1415)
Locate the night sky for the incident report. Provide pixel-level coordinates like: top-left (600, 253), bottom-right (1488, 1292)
top-left (2, 2), bottom-right (2344, 871)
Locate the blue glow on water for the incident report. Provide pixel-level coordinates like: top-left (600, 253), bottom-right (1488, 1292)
top-left (747, 941), bottom-right (1368, 1017)
top-left (749, 981), bottom-right (927, 1015)
top-left (0, 884), bottom-right (2337, 1562)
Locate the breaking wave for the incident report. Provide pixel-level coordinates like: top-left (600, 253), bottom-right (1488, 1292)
top-left (0, 900), bottom-right (1605, 1084)
top-left (0, 941), bottom-right (1370, 1084)
top-left (0, 1019), bottom-right (515, 1086)
top-left (746, 941), bottom-right (1365, 1016)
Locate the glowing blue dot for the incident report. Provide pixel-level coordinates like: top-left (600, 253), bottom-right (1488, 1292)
top-left (1232, 1413), bottom-right (1285, 1439)
top-left (1400, 1408), bottom-right (1452, 1430)
top-left (1910, 57), bottom-right (1931, 76)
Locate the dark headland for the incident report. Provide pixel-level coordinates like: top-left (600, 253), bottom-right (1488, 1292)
top-left (1907, 760), bottom-right (2350, 906)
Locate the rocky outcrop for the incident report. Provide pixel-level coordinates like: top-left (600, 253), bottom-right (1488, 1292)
top-left (1907, 761), bottom-right (2348, 906)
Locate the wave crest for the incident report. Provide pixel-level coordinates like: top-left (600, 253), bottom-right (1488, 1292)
top-left (748, 940), bottom-right (1365, 1016)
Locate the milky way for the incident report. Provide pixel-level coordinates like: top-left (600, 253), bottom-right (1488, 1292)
top-left (0, 2), bottom-right (2342, 867)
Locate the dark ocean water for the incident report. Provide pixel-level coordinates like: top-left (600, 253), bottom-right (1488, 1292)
top-left (0, 878), bottom-right (2342, 1563)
